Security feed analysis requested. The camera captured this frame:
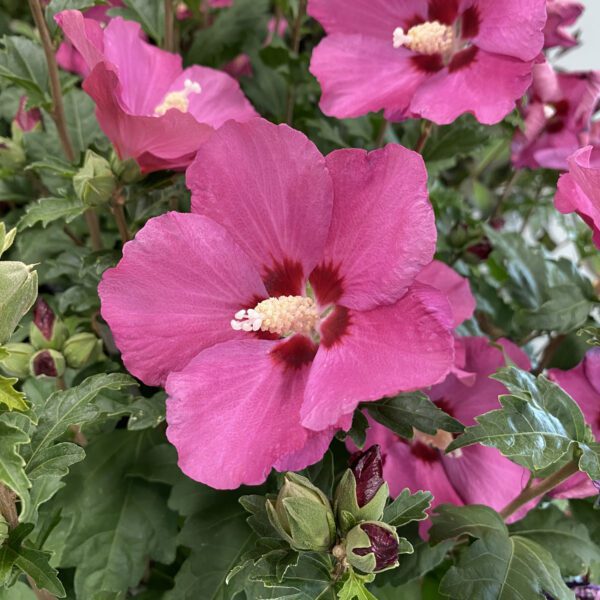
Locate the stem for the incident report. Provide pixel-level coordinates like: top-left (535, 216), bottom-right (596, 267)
top-left (500, 461), bottom-right (580, 520)
top-left (111, 190), bottom-right (130, 244)
top-left (164, 0), bottom-right (175, 53)
top-left (26, 576), bottom-right (57, 600)
top-left (285, 0), bottom-right (307, 125)
top-left (414, 121), bottom-right (433, 154)
top-left (84, 210), bottom-right (103, 251)
top-left (375, 120), bottom-right (389, 148)
top-left (534, 334), bottom-right (566, 375)
top-left (492, 170), bottom-right (521, 219)
top-left (0, 483), bottom-right (18, 529)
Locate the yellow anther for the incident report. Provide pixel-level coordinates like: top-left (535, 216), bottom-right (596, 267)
top-left (154, 79), bottom-right (201, 116)
top-left (393, 21), bottom-right (454, 55)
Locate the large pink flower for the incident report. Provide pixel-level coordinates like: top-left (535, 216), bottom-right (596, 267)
top-left (355, 338), bottom-right (532, 520)
top-left (55, 10), bottom-right (257, 172)
top-left (308, 0), bottom-right (546, 125)
top-left (512, 62), bottom-right (600, 170)
top-left (99, 119), bottom-right (455, 489)
top-left (548, 349), bottom-right (600, 499)
top-left (555, 146), bottom-right (600, 247)
top-left (544, 0), bottom-right (584, 49)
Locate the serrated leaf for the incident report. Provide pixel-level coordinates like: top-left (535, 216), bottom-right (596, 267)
top-left (367, 392), bottom-right (463, 439)
top-left (109, 0), bottom-right (164, 43)
top-left (0, 376), bottom-right (27, 411)
top-left (60, 88), bottom-right (106, 159)
top-left (509, 505), bottom-right (600, 577)
top-left (240, 494), bottom-right (279, 538)
top-left (18, 196), bottom-right (86, 230)
top-left (579, 442), bottom-right (600, 480)
top-left (0, 262), bottom-right (38, 344)
top-left (383, 489), bottom-right (433, 528)
top-left (429, 504), bottom-right (508, 543)
top-left (0, 417), bottom-right (31, 518)
top-left (337, 571), bottom-right (377, 600)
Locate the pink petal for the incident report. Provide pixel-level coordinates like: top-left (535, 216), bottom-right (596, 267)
top-left (416, 261), bottom-right (476, 327)
top-left (188, 119), bottom-right (333, 294)
top-left (166, 339), bottom-right (317, 489)
top-left (171, 66), bottom-right (257, 128)
top-left (314, 145), bottom-right (435, 311)
top-left (307, 0), bottom-right (427, 39)
top-left (550, 472), bottom-right (597, 499)
top-left (544, 0), bottom-right (584, 49)
top-left (411, 49), bottom-right (534, 125)
top-left (301, 283), bottom-right (454, 431)
top-left (310, 34), bottom-right (429, 121)
top-left (55, 10), bottom-right (105, 71)
top-left (99, 212), bottom-right (268, 387)
top-left (472, 0), bottom-right (546, 61)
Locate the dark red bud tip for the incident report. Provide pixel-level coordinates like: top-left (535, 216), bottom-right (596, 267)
top-left (466, 239), bottom-right (492, 260)
top-left (353, 523), bottom-right (398, 571)
top-left (32, 350), bottom-right (57, 377)
top-left (33, 298), bottom-right (56, 340)
top-left (349, 445), bottom-right (384, 508)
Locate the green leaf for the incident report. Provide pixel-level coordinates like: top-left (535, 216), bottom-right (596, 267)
top-left (341, 410), bottom-right (369, 449)
top-left (240, 494), bottom-right (279, 539)
top-left (0, 581), bottom-right (37, 599)
top-left (579, 442), bottom-right (600, 480)
top-left (0, 222), bottom-right (16, 258)
top-left (61, 88), bottom-right (106, 159)
top-left (0, 416), bottom-right (31, 519)
top-left (367, 392), bottom-right (463, 439)
top-left (45, 0), bottom-right (96, 34)
top-left (447, 367), bottom-right (588, 475)
top-left (0, 37), bottom-right (49, 107)
top-left (509, 505), bottom-right (600, 577)
top-left (429, 504), bottom-right (507, 543)
top-left (300, 450), bottom-right (335, 497)
top-left (109, 0), bottom-right (164, 43)
top-left (422, 118), bottom-right (489, 164)
top-left (18, 196), bottom-right (86, 230)
top-left (383, 489), bottom-right (433, 528)
top-left (0, 262), bottom-right (38, 345)
top-left (337, 571), bottom-right (377, 600)
top-left (0, 375), bottom-right (27, 411)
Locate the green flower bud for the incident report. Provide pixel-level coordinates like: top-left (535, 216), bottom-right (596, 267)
top-left (0, 262), bottom-right (37, 344)
top-left (0, 222), bottom-right (16, 258)
top-left (345, 521), bottom-right (400, 574)
top-left (266, 473), bottom-right (336, 552)
top-left (29, 298), bottom-right (68, 350)
top-left (29, 349), bottom-right (65, 378)
top-left (110, 152), bottom-right (142, 184)
top-left (334, 446), bottom-right (389, 534)
top-left (73, 150), bottom-right (117, 207)
top-left (0, 136), bottom-right (26, 170)
top-left (63, 333), bottom-right (103, 368)
top-left (0, 343), bottom-right (35, 377)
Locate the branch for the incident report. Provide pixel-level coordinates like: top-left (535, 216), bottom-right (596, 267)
top-left (414, 121), bottom-right (433, 154)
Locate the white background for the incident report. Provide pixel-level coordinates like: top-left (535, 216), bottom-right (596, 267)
top-left (555, 0), bottom-right (600, 70)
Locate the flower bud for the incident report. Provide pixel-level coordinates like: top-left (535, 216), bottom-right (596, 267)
top-left (63, 333), bottom-right (103, 368)
top-left (30, 349), bottom-right (65, 378)
top-left (14, 96), bottom-right (41, 132)
top-left (0, 135), bottom-right (26, 170)
top-left (109, 152), bottom-right (142, 184)
top-left (0, 262), bottom-right (38, 344)
top-left (345, 521), bottom-right (400, 574)
top-left (29, 298), bottom-right (68, 350)
top-left (334, 445), bottom-right (389, 533)
top-left (74, 150), bottom-right (117, 207)
top-left (0, 343), bottom-right (35, 377)
top-left (0, 222), bottom-right (16, 258)
top-left (266, 473), bottom-right (336, 552)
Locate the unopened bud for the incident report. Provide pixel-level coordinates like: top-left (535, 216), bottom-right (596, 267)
top-left (0, 223), bottom-right (16, 258)
top-left (0, 262), bottom-right (37, 344)
top-left (29, 298), bottom-right (68, 350)
top-left (14, 96), bottom-right (41, 132)
top-left (345, 521), bottom-right (400, 574)
top-left (109, 152), bottom-right (142, 184)
top-left (30, 349), bottom-right (65, 378)
top-left (266, 473), bottom-right (336, 552)
top-left (0, 343), bottom-right (35, 377)
top-left (63, 333), bottom-right (103, 368)
top-left (74, 150), bottom-right (117, 207)
top-left (334, 445), bottom-right (389, 533)
top-left (0, 135), bottom-right (26, 170)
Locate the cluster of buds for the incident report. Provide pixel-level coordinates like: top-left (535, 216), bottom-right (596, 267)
top-left (267, 446), bottom-right (402, 576)
top-left (0, 298), bottom-right (103, 379)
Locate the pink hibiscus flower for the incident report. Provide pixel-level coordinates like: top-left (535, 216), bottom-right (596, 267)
top-left (555, 145), bottom-right (600, 247)
top-left (353, 337), bottom-right (532, 520)
top-left (99, 118), bottom-right (455, 489)
top-left (548, 349), bottom-right (600, 499)
top-left (544, 0), bottom-right (584, 49)
top-left (308, 0), bottom-right (547, 125)
top-left (55, 10), bottom-right (257, 172)
top-left (512, 62), bottom-right (600, 170)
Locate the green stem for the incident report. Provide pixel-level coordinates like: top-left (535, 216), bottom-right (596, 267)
top-left (111, 190), bottom-right (130, 244)
top-left (164, 0), bottom-right (175, 52)
top-left (375, 120), bottom-right (389, 148)
top-left (285, 0), bottom-right (307, 125)
top-left (414, 121), bottom-right (433, 154)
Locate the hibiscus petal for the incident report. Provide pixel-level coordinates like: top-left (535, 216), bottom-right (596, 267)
top-left (310, 34), bottom-right (430, 121)
top-left (188, 119), bottom-right (333, 294)
top-left (302, 283), bottom-right (454, 431)
top-left (166, 339), bottom-right (317, 489)
top-left (99, 212), bottom-right (268, 387)
top-left (55, 9), bottom-right (105, 70)
top-left (312, 145), bottom-right (435, 311)
top-left (410, 50), bottom-right (534, 125)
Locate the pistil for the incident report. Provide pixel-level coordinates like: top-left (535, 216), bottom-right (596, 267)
top-left (393, 21), bottom-right (454, 55)
top-left (154, 79), bottom-right (202, 116)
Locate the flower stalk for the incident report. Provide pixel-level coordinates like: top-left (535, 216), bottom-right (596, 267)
top-left (164, 0), bottom-right (175, 53)
top-left (285, 0), bottom-right (307, 125)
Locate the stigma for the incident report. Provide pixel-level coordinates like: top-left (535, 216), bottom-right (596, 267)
top-left (393, 21), bottom-right (454, 55)
top-left (154, 79), bottom-right (202, 116)
top-left (231, 296), bottom-right (319, 337)
top-left (413, 428), bottom-right (462, 458)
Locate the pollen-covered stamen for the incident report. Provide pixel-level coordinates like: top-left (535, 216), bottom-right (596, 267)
top-left (413, 428), bottom-right (462, 458)
top-left (543, 104), bottom-right (558, 119)
top-left (393, 21), bottom-right (454, 55)
top-left (154, 79), bottom-right (202, 116)
top-left (231, 296), bottom-right (319, 337)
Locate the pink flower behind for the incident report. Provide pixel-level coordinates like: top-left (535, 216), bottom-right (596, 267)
top-left (14, 96), bottom-right (41, 132)
top-left (308, 0), bottom-right (547, 125)
top-left (544, 0), bottom-right (584, 49)
top-left (99, 119), bottom-right (455, 489)
top-left (55, 10), bottom-right (257, 172)
top-left (512, 62), bottom-right (600, 170)
top-left (555, 146), bottom-right (600, 247)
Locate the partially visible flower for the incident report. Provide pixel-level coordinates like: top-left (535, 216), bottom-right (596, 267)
top-left (63, 333), bottom-right (103, 368)
top-left (56, 10), bottom-right (257, 172)
top-left (345, 521), bottom-right (399, 574)
top-left (512, 62), bottom-right (600, 170)
top-left (13, 96), bottom-right (41, 132)
top-left (544, 0), bottom-right (584, 49)
top-left (554, 146), bottom-right (600, 247)
top-left (308, 0), bottom-right (547, 125)
top-left (99, 118), bottom-right (455, 489)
